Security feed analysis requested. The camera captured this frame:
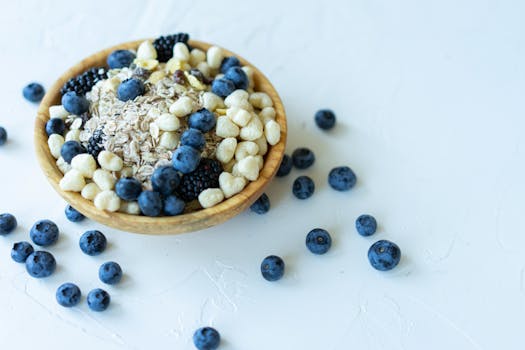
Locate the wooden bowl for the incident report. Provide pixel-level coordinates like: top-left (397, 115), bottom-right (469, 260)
top-left (34, 39), bottom-right (286, 235)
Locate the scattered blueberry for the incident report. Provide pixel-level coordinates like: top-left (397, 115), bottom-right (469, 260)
top-left (61, 91), bottom-right (90, 115)
top-left (292, 148), bottom-right (315, 169)
top-left (99, 261), bottom-right (123, 285)
top-left (151, 166), bottom-right (180, 196)
top-left (306, 228), bottom-right (332, 255)
top-left (79, 230), bottom-right (107, 256)
top-left (61, 140), bottom-right (86, 163)
top-left (23, 82), bottom-right (45, 102)
top-left (181, 128), bottom-right (206, 151)
top-left (356, 214), bottom-right (377, 236)
top-left (163, 195), bottom-right (186, 216)
top-left (328, 166), bottom-right (356, 191)
top-left (314, 109), bottom-right (336, 130)
top-left (138, 191), bottom-right (163, 217)
top-left (188, 108), bottom-right (216, 133)
top-left (220, 56), bottom-right (241, 73)
top-left (117, 78), bottom-right (145, 102)
top-left (25, 251), bottom-right (56, 278)
top-left (107, 50), bottom-right (136, 69)
top-left (56, 283), bottom-right (81, 307)
top-left (211, 77), bottom-right (235, 98)
top-left (276, 154), bottom-right (292, 177)
top-left (0, 213), bottom-right (17, 235)
top-left (45, 118), bottom-right (65, 136)
top-left (292, 176), bottom-right (315, 200)
top-left (30, 219), bottom-right (59, 246)
top-left (115, 177), bottom-right (143, 201)
top-left (250, 193), bottom-right (270, 214)
top-left (260, 255), bottom-right (285, 281)
top-left (87, 288), bottom-right (110, 312)
top-left (368, 240), bottom-right (401, 271)
top-left (11, 241), bottom-right (34, 263)
top-left (193, 327), bottom-right (221, 350)
top-left (172, 145), bottom-right (201, 174)
top-left (64, 205), bottom-right (85, 222)
top-left (0, 126), bottom-right (6, 146)
top-left (224, 66), bottom-right (248, 90)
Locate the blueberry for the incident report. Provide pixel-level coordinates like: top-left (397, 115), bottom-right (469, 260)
top-left (172, 145), bottom-right (201, 174)
top-left (188, 108), bottom-right (216, 133)
top-left (224, 66), bottom-right (248, 90)
top-left (64, 204), bottom-right (85, 222)
top-left (193, 327), bottom-right (221, 350)
top-left (45, 118), bottom-right (65, 136)
top-left (115, 177), bottom-right (143, 201)
top-left (314, 109), bottom-right (336, 130)
top-left (25, 251), bottom-right (56, 278)
top-left (79, 230), bottom-right (107, 256)
top-left (356, 214), bottom-right (377, 236)
top-left (117, 78), bottom-right (145, 102)
top-left (99, 261), bottom-right (123, 285)
top-left (292, 176), bottom-right (315, 200)
top-left (0, 126), bottom-right (7, 146)
top-left (11, 241), bottom-right (34, 263)
top-left (250, 193), bottom-right (270, 214)
top-left (56, 283), bottom-right (81, 307)
top-left (276, 154), bottom-right (292, 177)
top-left (180, 128), bottom-right (206, 151)
top-left (107, 50), bottom-right (136, 69)
top-left (368, 240), bottom-right (401, 271)
top-left (0, 213), bottom-right (17, 235)
top-left (328, 166), bottom-right (356, 191)
top-left (151, 166), bottom-right (180, 196)
top-left (306, 228), bottom-right (332, 255)
top-left (220, 56), bottom-right (241, 73)
top-left (61, 140), bottom-right (86, 163)
top-left (163, 195), bottom-right (186, 216)
top-left (292, 148), bottom-right (315, 169)
top-left (23, 82), bottom-right (45, 102)
top-left (211, 78), bottom-right (235, 98)
top-left (87, 288), bottom-right (110, 312)
top-left (30, 219), bottom-right (59, 246)
top-left (261, 255), bottom-right (285, 281)
top-left (61, 91), bottom-right (90, 115)
top-left (138, 191), bottom-right (163, 217)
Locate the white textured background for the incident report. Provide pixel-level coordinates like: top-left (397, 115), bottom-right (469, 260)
top-left (0, 0), bottom-right (523, 349)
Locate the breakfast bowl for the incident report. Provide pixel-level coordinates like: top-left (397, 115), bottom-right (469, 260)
top-left (34, 37), bottom-right (286, 235)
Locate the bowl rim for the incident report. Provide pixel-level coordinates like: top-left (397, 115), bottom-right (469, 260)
top-left (34, 38), bottom-right (287, 235)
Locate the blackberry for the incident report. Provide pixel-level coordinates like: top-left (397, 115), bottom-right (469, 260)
top-left (87, 129), bottom-right (105, 158)
top-left (153, 33), bottom-right (190, 63)
top-left (178, 158), bottom-right (222, 202)
top-left (60, 67), bottom-right (108, 96)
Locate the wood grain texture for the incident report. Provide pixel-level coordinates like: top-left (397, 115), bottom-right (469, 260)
top-left (34, 39), bottom-right (287, 235)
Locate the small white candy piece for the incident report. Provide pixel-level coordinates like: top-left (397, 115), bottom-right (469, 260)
top-left (56, 157), bottom-right (71, 174)
top-left (98, 151), bottom-right (124, 172)
top-left (49, 105), bottom-right (69, 120)
top-left (94, 190), bottom-right (121, 212)
top-left (202, 92), bottom-right (224, 111)
top-left (173, 42), bottom-right (190, 62)
top-left (264, 120), bottom-right (281, 146)
top-left (198, 188), bottom-right (225, 208)
top-left (259, 107), bottom-right (276, 125)
top-left (70, 117), bottom-right (83, 130)
top-left (59, 169), bottom-right (86, 192)
top-left (119, 201), bottom-right (141, 215)
top-left (137, 40), bottom-right (157, 60)
top-left (81, 182), bottom-right (101, 200)
top-left (235, 141), bottom-right (259, 161)
top-left (239, 115), bottom-right (263, 141)
top-left (229, 108), bottom-right (252, 127)
top-left (169, 96), bottom-right (194, 117)
top-left (224, 90), bottom-right (249, 107)
top-left (237, 156), bottom-right (260, 181)
top-left (93, 169), bottom-right (116, 191)
top-left (254, 155), bottom-right (264, 170)
top-left (65, 129), bottom-right (80, 142)
top-left (215, 137), bottom-right (237, 164)
top-left (249, 92), bottom-right (273, 109)
top-left (156, 113), bottom-right (180, 131)
top-left (207, 46), bottom-right (224, 69)
top-left (215, 116), bottom-right (240, 138)
top-left (159, 131), bottom-right (179, 149)
top-left (231, 162), bottom-right (242, 177)
top-left (242, 66), bottom-right (255, 89)
top-left (71, 154), bottom-right (97, 178)
top-left (219, 172), bottom-right (247, 198)
top-left (48, 134), bottom-right (64, 159)
top-left (196, 62), bottom-right (211, 78)
top-left (189, 49), bottom-right (206, 67)
top-left (254, 136), bottom-right (268, 156)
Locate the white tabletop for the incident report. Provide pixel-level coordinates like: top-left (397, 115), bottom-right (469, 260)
top-left (0, 0), bottom-right (523, 349)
